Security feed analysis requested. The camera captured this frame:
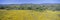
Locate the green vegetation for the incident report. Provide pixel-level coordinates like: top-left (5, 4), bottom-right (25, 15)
top-left (0, 4), bottom-right (60, 11)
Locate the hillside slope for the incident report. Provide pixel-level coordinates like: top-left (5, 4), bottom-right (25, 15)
top-left (0, 10), bottom-right (60, 20)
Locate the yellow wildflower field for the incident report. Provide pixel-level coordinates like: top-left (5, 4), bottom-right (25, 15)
top-left (0, 10), bottom-right (60, 20)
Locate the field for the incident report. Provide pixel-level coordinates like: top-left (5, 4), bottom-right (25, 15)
top-left (0, 10), bottom-right (60, 20)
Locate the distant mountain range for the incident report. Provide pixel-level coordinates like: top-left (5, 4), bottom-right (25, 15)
top-left (0, 3), bottom-right (60, 7)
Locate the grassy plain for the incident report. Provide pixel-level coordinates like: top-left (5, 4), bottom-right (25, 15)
top-left (0, 10), bottom-right (60, 20)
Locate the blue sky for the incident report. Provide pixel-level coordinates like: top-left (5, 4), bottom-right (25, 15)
top-left (0, 0), bottom-right (60, 4)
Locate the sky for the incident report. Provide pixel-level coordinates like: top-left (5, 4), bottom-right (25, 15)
top-left (0, 0), bottom-right (60, 4)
